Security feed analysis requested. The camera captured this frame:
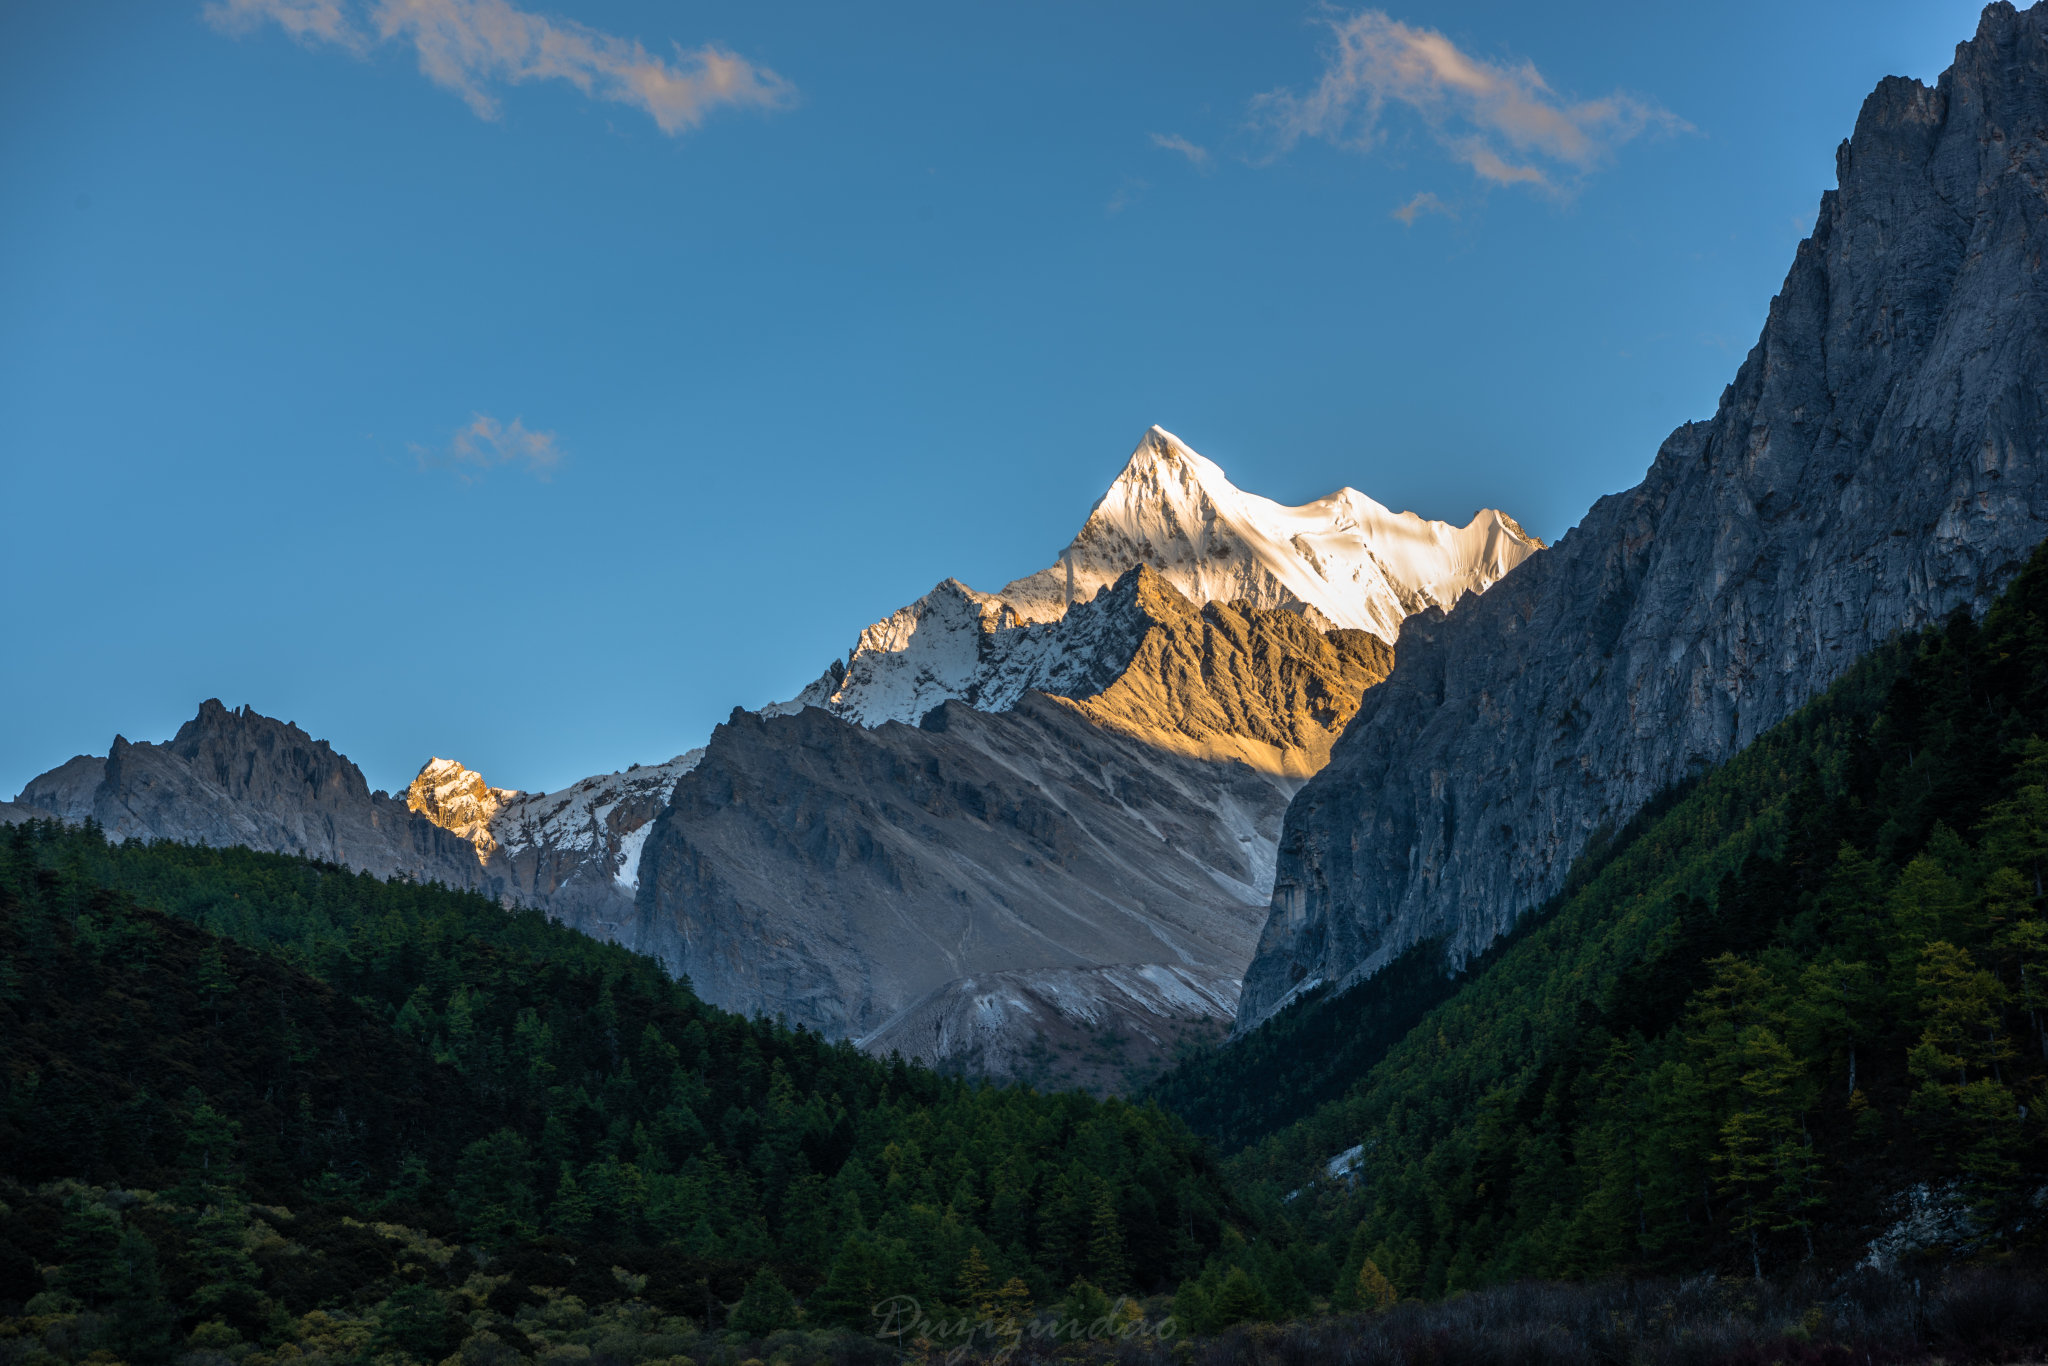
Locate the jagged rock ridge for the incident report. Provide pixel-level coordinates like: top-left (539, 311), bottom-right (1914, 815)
top-left (1237, 1), bottom-right (2048, 1032)
top-left (13, 701), bottom-right (491, 890)
top-left (8, 708), bottom-right (701, 940)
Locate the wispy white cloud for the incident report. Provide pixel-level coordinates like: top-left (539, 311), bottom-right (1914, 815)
top-left (413, 412), bottom-right (561, 480)
top-left (1150, 132), bottom-right (1212, 170)
top-left (1106, 177), bottom-right (1148, 217)
top-left (1253, 10), bottom-right (1685, 193)
top-left (206, 0), bottom-right (363, 48)
top-left (204, 0), bottom-right (795, 135)
top-left (1391, 190), bottom-right (1454, 225)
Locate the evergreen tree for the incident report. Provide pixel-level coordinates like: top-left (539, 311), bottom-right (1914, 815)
top-left (373, 1283), bottom-right (461, 1361)
top-left (187, 1198), bottom-right (263, 1324)
top-left (1055, 1278), bottom-right (1111, 1339)
top-left (1356, 1258), bottom-right (1398, 1313)
top-left (54, 1199), bottom-right (120, 1309)
top-left (956, 1245), bottom-right (994, 1320)
top-left (176, 1096), bottom-right (243, 1201)
top-left (1208, 1266), bottom-right (1268, 1330)
top-left (810, 1235), bottom-right (905, 1331)
top-left (194, 941), bottom-right (236, 1027)
top-left (550, 1162), bottom-right (596, 1238)
top-left (728, 1267), bottom-right (799, 1336)
top-left (993, 1277), bottom-right (1034, 1330)
top-left (109, 1225), bottom-right (174, 1365)
top-left (454, 1129), bottom-right (538, 1241)
top-left (1087, 1184), bottom-right (1127, 1293)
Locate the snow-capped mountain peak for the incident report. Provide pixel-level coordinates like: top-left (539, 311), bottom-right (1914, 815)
top-left (769, 425), bottom-right (1542, 729)
top-left (998, 425), bottom-right (1540, 638)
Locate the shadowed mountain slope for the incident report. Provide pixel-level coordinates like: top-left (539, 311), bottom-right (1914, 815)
top-left (629, 568), bottom-right (1392, 1049)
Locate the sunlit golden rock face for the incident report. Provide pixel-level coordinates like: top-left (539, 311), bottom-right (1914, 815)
top-left (1054, 565), bottom-right (1394, 779)
top-left (405, 757), bottom-right (519, 864)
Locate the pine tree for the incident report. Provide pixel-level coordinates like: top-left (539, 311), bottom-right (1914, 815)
top-left (1208, 1266), bottom-right (1268, 1330)
top-left (1087, 1184), bottom-right (1127, 1293)
top-left (374, 1283), bottom-right (459, 1360)
top-left (1914, 941), bottom-right (2014, 1086)
top-left (956, 1245), bottom-right (994, 1320)
top-left (1056, 1278), bottom-right (1111, 1339)
top-left (1998, 912), bottom-right (2048, 1060)
top-left (55, 1198), bottom-right (121, 1308)
top-left (729, 1267), bottom-right (799, 1336)
top-left (194, 941), bottom-right (236, 1027)
top-left (188, 1197), bottom-right (264, 1322)
top-left (1911, 940), bottom-right (2023, 1207)
top-left (455, 1128), bottom-right (537, 1241)
top-left (177, 1096), bottom-right (243, 1199)
top-left (811, 1235), bottom-right (907, 1331)
top-left (550, 1162), bottom-right (596, 1238)
top-left (1355, 1258), bottom-right (1398, 1313)
top-left (110, 1224), bottom-right (174, 1365)
top-left (1979, 740), bottom-right (2048, 895)
top-left (994, 1277), bottom-right (1034, 1330)
top-left (1710, 1025), bottom-right (1819, 1275)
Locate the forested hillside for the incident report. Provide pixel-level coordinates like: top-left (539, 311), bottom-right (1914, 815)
top-left (0, 826), bottom-right (1240, 1363)
top-left (1193, 540), bottom-right (2048, 1305)
top-left (10, 553), bottom-right (2048, 1366)
top-left (1144, 771), bottom-right (1717, 1157)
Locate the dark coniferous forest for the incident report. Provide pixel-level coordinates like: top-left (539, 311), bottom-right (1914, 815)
top-left (10, 555), bottom-right (2048, 1365)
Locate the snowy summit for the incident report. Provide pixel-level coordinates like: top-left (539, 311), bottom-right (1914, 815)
top-left (770, 425), bottom-right (1543, 728)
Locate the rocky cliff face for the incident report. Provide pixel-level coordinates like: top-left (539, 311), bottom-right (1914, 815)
top-left (1238, 1), bottom-right (2048, 1032)
top-left (14, 701), bottom-right (492, 890)
top-left (631, 568), bottom-right (1392, 1039)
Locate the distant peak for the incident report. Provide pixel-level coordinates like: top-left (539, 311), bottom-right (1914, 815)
top-left (405, 756), bottom-right (517, 862)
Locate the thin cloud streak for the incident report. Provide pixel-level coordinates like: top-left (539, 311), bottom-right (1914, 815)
top-left (1391, 190), bottom-right (1454, 224)
top-left (1150, 132), bottom-right (1212, 170)
top-left (206, 0), bottom-right (362, 48)
top-left (205, 0), bottom-right (795, 135)
top-left (413, 413), bottom-right (562, 481)
top-left (1254, 9), bottom-right (1686, 193)
top-left (1106, 177), bottom-right (1148, 216)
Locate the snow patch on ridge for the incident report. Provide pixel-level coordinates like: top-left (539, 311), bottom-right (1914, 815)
top-left (613, 820), bottom-right (656, 891)
top-left (493, 749), bottom-right (704, 866)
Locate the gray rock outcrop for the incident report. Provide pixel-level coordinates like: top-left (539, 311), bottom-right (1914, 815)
top-left (1238, 1), bottom-right (2048, 1031)
top-left (12, 700), bottom-right (495, 891)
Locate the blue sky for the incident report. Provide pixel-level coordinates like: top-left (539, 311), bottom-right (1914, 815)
top-left (0, 0), bottom-right (1990, 798)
